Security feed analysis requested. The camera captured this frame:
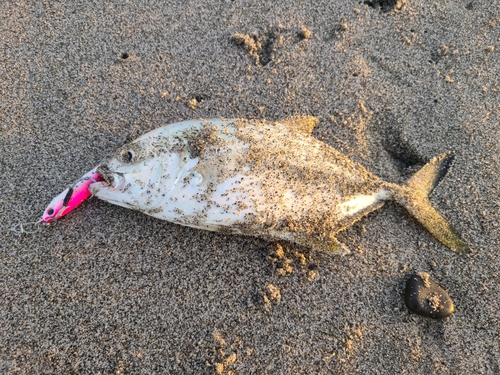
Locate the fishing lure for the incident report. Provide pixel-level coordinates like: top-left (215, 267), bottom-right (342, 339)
top-left (42, 168), bottom-right (102, 223)
top-left (7, 168), bottom-right (101, 234)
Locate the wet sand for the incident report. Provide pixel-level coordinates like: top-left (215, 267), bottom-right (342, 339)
top-left (1, 1), bottom-right (499, 373)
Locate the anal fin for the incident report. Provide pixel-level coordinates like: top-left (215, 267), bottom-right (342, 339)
top-left (293, 233), bottom-right (345, 253)
top-left (277, 116), bottom-right (319, 137)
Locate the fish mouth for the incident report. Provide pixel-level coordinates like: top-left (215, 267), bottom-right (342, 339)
top-left (96, 165), bottom-right (125, 190)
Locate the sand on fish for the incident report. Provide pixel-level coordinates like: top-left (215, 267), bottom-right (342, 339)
top-left (1, 1), bottom-right (499, 374)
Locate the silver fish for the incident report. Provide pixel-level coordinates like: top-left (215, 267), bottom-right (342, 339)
top-left (90, 117), bottom-right (469, 254)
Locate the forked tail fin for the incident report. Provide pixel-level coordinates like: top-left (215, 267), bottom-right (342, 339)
top-left (391, 152), bottom-right (470, 254)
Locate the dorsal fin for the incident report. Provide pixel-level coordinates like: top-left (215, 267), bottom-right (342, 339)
top-left (276, 116), bottom-right (319, 136)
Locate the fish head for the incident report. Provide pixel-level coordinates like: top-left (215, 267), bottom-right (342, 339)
top-left (89, 136), bottom-right (197, 211)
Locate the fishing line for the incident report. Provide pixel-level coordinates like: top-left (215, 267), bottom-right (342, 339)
top-left (8, 219), bottom-right (43, 235)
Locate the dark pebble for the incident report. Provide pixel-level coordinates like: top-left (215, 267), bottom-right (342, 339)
top-left (405, 272), bottom-right (454, 319)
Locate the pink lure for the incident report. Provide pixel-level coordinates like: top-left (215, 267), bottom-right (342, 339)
top-left (42, 168), bottom-right (103, 223)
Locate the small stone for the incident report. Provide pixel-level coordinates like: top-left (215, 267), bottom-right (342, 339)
top-left (405, 273), bottom-right (454, 319)
top-left (215, 362), bottom-right (224, 374)
top-left (266, 284), bottom-right (281, 303)
top-left (307, 270), bottom-right (317, 281)
top-left (298, 25), bottom-right (312, 40)
top-left (188, 98), bottom-right (198, 109)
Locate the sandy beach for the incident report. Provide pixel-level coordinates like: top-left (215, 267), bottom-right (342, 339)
top-left (1, 1), bottom-right (499, 373)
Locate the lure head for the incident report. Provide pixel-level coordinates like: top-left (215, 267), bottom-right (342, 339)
top-left (42, 187), bottom-right (73, 223)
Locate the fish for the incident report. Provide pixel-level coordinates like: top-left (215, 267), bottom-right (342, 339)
top-left (42, 169), bottom-right (102, 223)
top-left (89, 117), bottom-right (470, 254)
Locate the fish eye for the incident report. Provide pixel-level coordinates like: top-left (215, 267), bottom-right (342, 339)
top-left (121, 150), bottom-right (134, 163)
top-left (47, 208), bottom-right (55, 216)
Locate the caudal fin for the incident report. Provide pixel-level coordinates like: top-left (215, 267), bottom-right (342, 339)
top-left (392, 152), bottom-right (470, 254)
